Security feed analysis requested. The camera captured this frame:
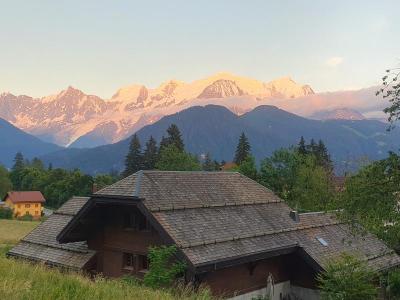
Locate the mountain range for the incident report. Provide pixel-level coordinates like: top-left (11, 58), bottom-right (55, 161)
top-left (0, 72), bottom-right (387, 148)
top-left (38, 105), bottom-right (400, 175)
top-left (0, 118), bottom-right (61, 167)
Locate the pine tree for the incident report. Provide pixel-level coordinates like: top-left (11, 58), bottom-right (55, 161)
top-left (158, 135), bottom-right (168, 154)
top-left (202, 152), bottom-right (215, 171)
top-left (234, 132), bottom-right (251, 165)
top-left (12, 152), bottom-right (24, 171)
top-left (316, 139), bottom-right (333, 173)
top-left (123, 134), bottom-right (143, 177)
top-left (308, 138), bottom-right (317, 154)
top-left (298, 136), bottom-right (307, 155)
top-left (10, 152), bottom-right (25, 190)
top-left (143, 136), bottom-right (158, 170)
top-left (166, 124), bottom-right (184, 152)
top-left (31, 157), bottom-right (44, 170)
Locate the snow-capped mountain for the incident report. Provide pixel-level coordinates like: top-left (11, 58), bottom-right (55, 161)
top-left (310, 108), bottom-right (366, 121)
top-left (0, 72), bottom-right (385, 148)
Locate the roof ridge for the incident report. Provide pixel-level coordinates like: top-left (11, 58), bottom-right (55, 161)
top-left (178, 220), bottom-right (342, 249)
top-left (149, 199), bottom-right (283, 212)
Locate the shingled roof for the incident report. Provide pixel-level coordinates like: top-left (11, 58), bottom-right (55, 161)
top-left (94, 171), bottom-right (400, 272)
top-left (5, 191), bottom-right (46, 203)
top-left (8, 196), bottom-right (95, 270)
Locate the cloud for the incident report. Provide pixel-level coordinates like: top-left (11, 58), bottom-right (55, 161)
top-left (325, 57), bottom-right (343, 67)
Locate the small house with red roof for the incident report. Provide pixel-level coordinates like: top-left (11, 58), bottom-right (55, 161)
top-left (3, 191), bottom-right (45, 219)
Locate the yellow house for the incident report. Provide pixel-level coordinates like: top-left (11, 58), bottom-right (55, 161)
top-left (3, 191), bottom-right (45, 220)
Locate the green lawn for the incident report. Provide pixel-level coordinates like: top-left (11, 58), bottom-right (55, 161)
top-left (0, 219), bottom-right (39, 245)
top-left (0, 219), bottom-right (213, 300)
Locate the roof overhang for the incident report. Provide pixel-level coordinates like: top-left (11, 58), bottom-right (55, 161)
top-left (57, 194), bottom-right (141, 243)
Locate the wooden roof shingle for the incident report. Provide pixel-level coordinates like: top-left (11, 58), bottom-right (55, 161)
top-left (7, 196), bottom-right (95, 270)
top-left (94, 171), bottom-right (400, 272)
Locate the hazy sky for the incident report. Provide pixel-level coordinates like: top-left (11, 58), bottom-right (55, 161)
top-left (1, 0), bottom-right (399, 98)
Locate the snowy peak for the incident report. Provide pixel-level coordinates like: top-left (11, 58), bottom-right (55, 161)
top-left (0, 72), bottom-right (317, 147)
top-left (198, 79), bottom-right (245, 98)
top-left (311, 108), bottom-right (366, 121)
top-left (265, 77), bottom-right (314, 98)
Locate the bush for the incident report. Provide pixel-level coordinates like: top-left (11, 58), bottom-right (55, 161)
top-left (17, 214), bottom-right (33, 221)
top-left (0, 207), bottom-right (12, 219)
top-left (144, 245), bottom-right (186, 288)
top-left (385, 269), bottom-right (400, 299)
top-left (317, 253), bottom-right (377, 300)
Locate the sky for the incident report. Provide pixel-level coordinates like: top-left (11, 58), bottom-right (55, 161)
top-left (0, 0), bottom-right (399, 98)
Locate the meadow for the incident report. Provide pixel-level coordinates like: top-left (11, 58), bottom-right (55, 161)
top-left (0, 219), bottom-right (213, 300)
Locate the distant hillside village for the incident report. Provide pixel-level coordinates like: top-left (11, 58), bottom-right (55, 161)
top-left (1, 122), bottom-right (400, 299)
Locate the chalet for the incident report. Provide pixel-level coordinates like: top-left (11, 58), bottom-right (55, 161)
top-left (3, 191), bottom-right (45, 219)
top-left (7, 171), bottom-right (400, 299)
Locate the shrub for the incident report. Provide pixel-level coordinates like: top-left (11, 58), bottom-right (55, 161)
top-left (144, 245), bottom-right (186, 288)
top-left (317, 253), bottom-right (377, 300)
top-left (0, 207), bottom-right (12, 219)
top-left (384, 269), bottom-right (400, 299)
top-left (18, 213), bottom-right (33, 221)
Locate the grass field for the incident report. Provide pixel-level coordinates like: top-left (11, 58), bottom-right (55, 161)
top-left (0, 219), bottom-right (39, 245)
top-left (0, 219), bottom-right (213, 300)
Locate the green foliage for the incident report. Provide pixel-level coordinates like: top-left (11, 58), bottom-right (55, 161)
top-left (0, 165), bottom-right (12, 199)
top-left (123, 134), bottom-right (143, 177)
top-left (156, 145), bottom-right (201, 171)
top-left (18, 214), bottom-right (33, 221)
top-left (317, 253), bottom-right (377, 300)
top-left (94, 174), bottom-right (117, 191)
top-left (144, 245), bottom-right (186, 288)
top-left (339, 152), bottom-right (400, 250)
top-left (290, 155), bottom-right (334, 211)
top-left (385, 269), bottom-right (400, 299)
top-left (238, 155), bottom-right (258, 180)
top-left (259, 147), bottom-right (335, 211)
top-left (165, 124), bottom-right (185, 152)
top-left (143, 136), bottom-right (158, 170)
top-left (202, 152), bottom-right (216, 171)
top-left (0, 207), bottom-right (12, 219)
top-left (10, 152), bottom-right (25, 190)
top-left (234, 132), bottom-right (251, 165)
top-left (376, 68), bottom-right (400, 127)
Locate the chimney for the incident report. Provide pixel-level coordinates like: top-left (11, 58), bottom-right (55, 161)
top-left (289, 210), bottom-right (300, 222)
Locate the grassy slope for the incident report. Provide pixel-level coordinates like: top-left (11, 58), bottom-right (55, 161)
top-left (0, 219), bottom-right (39, 245)
top-left (0, 219), bottom-right (213, 300)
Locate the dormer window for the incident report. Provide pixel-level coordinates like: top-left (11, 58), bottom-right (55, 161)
top-left (123, 212), bottom-right (151, 231)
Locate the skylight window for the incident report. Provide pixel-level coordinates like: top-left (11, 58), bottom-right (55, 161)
top-left (316, 237), bottom-right (328, 246)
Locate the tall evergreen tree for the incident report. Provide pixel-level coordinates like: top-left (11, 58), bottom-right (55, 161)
top-left (123, 134), bottom-right (143, 177)
top-left (10, 152), bottom-right (25, 190)
top-left (307, 138), bottom-right (317, 154)
top-left (202, 152), bottom-right (215, 171)
top-left (234, 132), bottom-right (251, 165)
top-left (12, 152), bottom-right (24, 171)
top-left (166, 124), bottom-right (184, 152)
top-left (298, 136), bottom-right (307, 155)
top-left (316, 139), bottom-right (333, 173)
top-left (143, 136), bottom-right (158, 170)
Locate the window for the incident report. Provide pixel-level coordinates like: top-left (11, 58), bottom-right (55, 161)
top-left (25, 204), bottom-right (30, 208)
top-left (35, 211), bottom-right (39, 216)
top-left (35, 204), bottom-right (39, 208)
top-left (123, 253), bottom-right (148, 272)
top-left (123, 253), bottom-right (135, 270)
top-left (316, 237), bottom-right (328, 246)
top-left (123, 212), bottom-right (151, 231)
top-left (17, 204), bottom-right (21, 209)
top-left (138, 255), bottom-right (149, 271)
